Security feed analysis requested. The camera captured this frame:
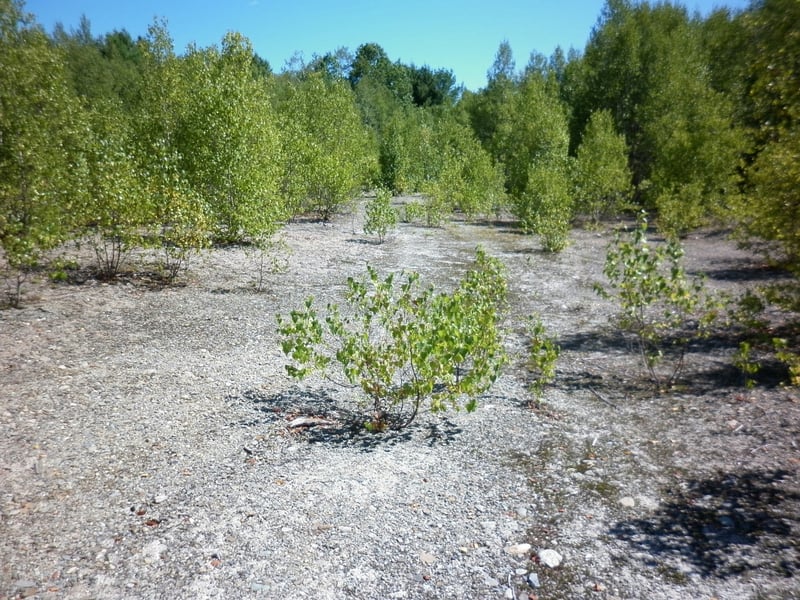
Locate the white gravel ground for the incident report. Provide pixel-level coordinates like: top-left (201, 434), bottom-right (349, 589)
top-left (1, 203), bottom-right (798, 599)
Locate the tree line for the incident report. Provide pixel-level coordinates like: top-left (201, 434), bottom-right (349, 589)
top-left (1, 0), bottom-right (798, 301)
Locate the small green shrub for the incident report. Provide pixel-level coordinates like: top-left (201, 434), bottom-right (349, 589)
top-left (594, 212), bottom-right (721, 387)
top-left (526, 315), bottom-right (560, 402)
top-left (48, 257), bottom-right (79, 283)
top-left (401, 200), bottom-right (425, 224)
top-left (517, 160), bottom-right (573, 253)
top-left (726, 289), bottom-right (800, 389)
top-left (277, 248), bottom-right (508, 429)
top-left (247, 233), bottom-right (291, 292)
top-left (363, 189), bottom-right (397, 243)
top-left (774, 338), bottom-right (800, 387)
top-left (423, 197), bottom-right (450, 227)
top-left (399, 197), bottom-right (448, 227)
top-left (733, 341), bottom-right (760, 388)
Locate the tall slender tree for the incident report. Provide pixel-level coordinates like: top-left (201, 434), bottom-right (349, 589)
top-left (178, 32), bottom-right (285, 243)
top-left (0, 0), bottom-right (88, 301)
top-left (277, 72), bottom-right (376, 220)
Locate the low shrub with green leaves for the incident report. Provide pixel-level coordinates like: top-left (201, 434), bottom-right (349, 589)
top-left (526, 315), bottom-right (561, 402)
top-left (277, 248), bottom-right (508, 429)
top-left (363, 189), bottom-right (397, 243)
top-left (727, 288), bottom-right (800, 389)
top-left (515, 160), bottom-right (573, 253)
top-left (594, 212), bottom-right (721, 387)
top-left (400, 200), bottom-right (425, 224)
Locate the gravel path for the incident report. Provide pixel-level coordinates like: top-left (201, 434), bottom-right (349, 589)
top-left (1, 203), bottom-right (798, 599)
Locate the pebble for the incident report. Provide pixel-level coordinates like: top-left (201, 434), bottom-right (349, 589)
top-left (505, 543), bottom-right (531, 556)
top-left (538, 548), bottom-right (563, 568)
top-left (527, 572), bottom-right (540, 588)
top-left (620, 496), bottom-right (636, 508)
top-left (419, 551), bottom-right (436, 565)
top-left (636, 495), bottom-right (660, 510)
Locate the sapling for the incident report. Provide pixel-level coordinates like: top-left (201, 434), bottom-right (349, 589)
top-left (277, 248), bottom-right (508, 429)
top-left (594, 212), bottom-right (721, 387)
top-left (363, 189), bottom-right (397, 243)
top-left (527, 315), bottom-right (561, 402)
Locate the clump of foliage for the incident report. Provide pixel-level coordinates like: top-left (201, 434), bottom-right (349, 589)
top-left (773, 337), bottom-right (800, 387)
top-left (520, 160), bottom-right (573, 252)
top-left (401, 200), bottom-right (426, 224)
top-left (526, 315), bottom-right (561, 402)
top-left (732, 341), bottom-right (760, 388)
top-left (0, 0), bottom-right (88, 306)
top-left (277, 248), bottom-right (508, 429)
top-left (421, 115), bottom-right (507, 221)
top-left (571, 109), bottom-right (632, 225)
top-left (363, 188), bottom-right (397, 243)
top-left (726, 287), bottom-right (800, 389)
top-left (277, 73), bottom-right (376, 221)
top-left (594, 213), bottom-right (721, 387)
top-left (397, 196), bottom-right (449, 228)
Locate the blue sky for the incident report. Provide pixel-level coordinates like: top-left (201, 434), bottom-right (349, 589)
top-left (25, 0), bottom-right (751, 91)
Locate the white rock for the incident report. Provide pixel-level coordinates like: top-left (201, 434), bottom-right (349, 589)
top-left (481, 520), bottom-right (497, 531)
top-left (538, 548), bottom-right (563, 568)
top-left (419, 551), bottom-right (436, 565)
top-left (636, 495), bottom-right (660, 510)
top-left (620, 496), bottom-right (636, 508)
top-left (505, 543), bottom-right (531, 556)
top-left (141, 540), bottom-right (166, 564)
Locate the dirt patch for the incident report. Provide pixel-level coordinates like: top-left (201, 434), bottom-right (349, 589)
top-left (1, 204), bottom-right (798, 599)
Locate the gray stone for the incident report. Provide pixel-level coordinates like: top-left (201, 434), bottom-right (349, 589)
top-left (527, 572), bottom-right (540, 588)
top-left (14, 581), bottom-right (37, 590)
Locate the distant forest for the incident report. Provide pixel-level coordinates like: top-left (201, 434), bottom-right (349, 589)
top-left (1, 0), bottom-right (798, 294)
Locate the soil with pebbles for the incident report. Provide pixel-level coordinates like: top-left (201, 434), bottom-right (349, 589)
top-left (1, 200), bottom-right (799, 600)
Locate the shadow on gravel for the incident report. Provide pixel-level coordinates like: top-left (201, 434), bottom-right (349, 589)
top-left (610, 469), bottom-right (800, 579)
top-left (556, 323), bottom-right (792, 394)
top-left (699, 263), bottom-right (790, 284)
top-left (233, 387), bottom-right (463, 451)
top-left (557, 328), bottom-right (631, 355)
